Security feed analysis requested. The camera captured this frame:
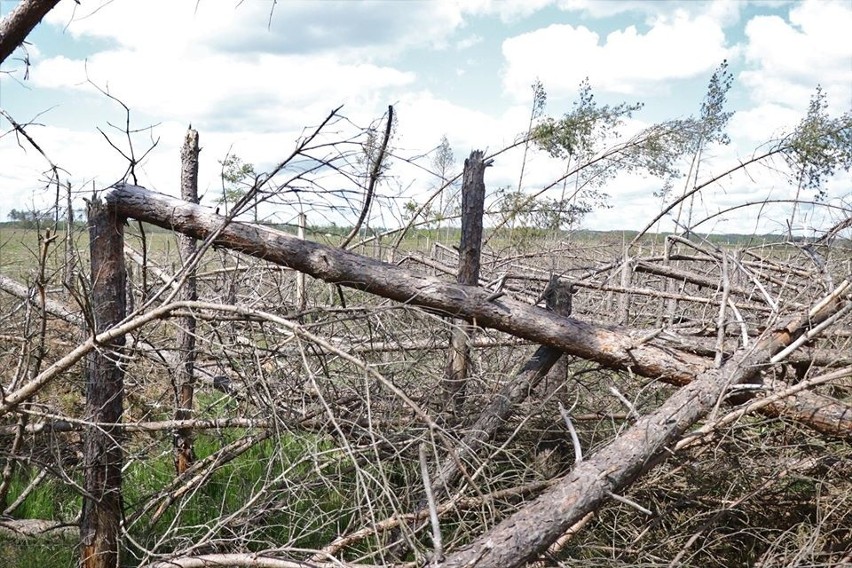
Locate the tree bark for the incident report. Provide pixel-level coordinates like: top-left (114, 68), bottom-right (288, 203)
top-left (101, 183), bottom-right (852, 439)
top-left (438, 285), bottom-right (850, 568)
top-left (0, 0), bottom-right (60, 65)
top-left (174, 127), bottom-right (200, 475)
top-left (443, 150), bottom-right (488, 415)
top-left (81, 198), bottom-right (126, 568)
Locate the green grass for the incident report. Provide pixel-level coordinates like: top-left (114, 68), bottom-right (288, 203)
top-left (2, 425), bottom-right (352, 566)
top-left (1, 541), bottom-right (76, 568)
top-left (1, 384), bottom-right (352, 564)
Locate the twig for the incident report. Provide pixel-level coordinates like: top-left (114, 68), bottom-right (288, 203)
top-left (419, 443), bottom-right (443, 564)
top-left (714, 251), bottom-right (731, 367)
top-left (609, 386), bottom-right (640, 421)
top-left (341, 105), bottom-right (394, 248)
top-left (606, 491), bottom-right (653, 515)
top-left (558, 402), bottom-right (583, 464)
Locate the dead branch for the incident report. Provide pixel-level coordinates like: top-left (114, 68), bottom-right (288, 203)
top-left (0, 518), bottom-right (77, 540)
top-left (0, 273), bottom-right (83, 326)
top-left (340, 105), bottom-right (394, 248)
top-left (0, 0), bottom-right (51, 59)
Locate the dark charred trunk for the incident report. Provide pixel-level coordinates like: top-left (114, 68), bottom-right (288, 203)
top-left (81, 198), bottom-right (126, 568)
top-left (443, 150), bottom-right (488, 416)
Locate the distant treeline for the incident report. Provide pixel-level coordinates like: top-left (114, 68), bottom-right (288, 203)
top-left (1, 219), bottom-right (844, 247)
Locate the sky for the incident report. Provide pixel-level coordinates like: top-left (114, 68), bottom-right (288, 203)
top-left (0, 0), bottom-right (850, 235)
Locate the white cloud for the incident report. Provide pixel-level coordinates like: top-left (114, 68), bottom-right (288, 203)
top-left (557, 0), bottom-right (745, 25)
top-left (44, 0), bottom-right (471, 60)
top-left (741, 0), bottom-right (852, 112)
top-left (557, 0), bottom-right (658, 19)
top-left (455, 34), bottom-right (483, 50)
top-left (491, 0), bottom-right (555, 22)
top-left (501, 11), bottom-right (731, 100)
top-left (30, 47), bottom-right (414, 131)
top-left (727, 103), bottom-right (801, 145)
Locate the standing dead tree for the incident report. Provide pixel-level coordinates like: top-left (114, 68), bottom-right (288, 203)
top-left (433, 277), bottom-right (574, 500)
top-left (442, 150), bottom-right (489, 416)
top-left (173, 127), bottom-right (201, 475)
top-left (81, 198), bottom-right (126, 568)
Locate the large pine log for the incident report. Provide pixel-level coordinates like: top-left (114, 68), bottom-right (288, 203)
top-left (102, 183), bottom-right (852, 439)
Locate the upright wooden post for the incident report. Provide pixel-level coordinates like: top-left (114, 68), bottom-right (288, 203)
top-left (662, 235), bottom-right (678, 325)
top-left (618, 248), bottom-right (632, 325)
top-left (63, 180), bottom-right (76, 293)
top-left (81, 197), bottom-right (126, 568)
top-left (443, 150), bottom-right (488, 416)
top-left (296, 212), bottom-right (307, 313)
top-left (174, 127), bottom-right (200, 474)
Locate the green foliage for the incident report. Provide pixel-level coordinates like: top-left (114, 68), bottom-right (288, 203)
top-left (496, 186), bottom-right (601, 233)
top-left (783, 85), bottom-right (852, 200)
top-left (402, 199), bottom-right (437, 229)
top-left (697, 59), bottom-right (734, 148)
top-left (532, 77), bottom-right (643, 161)
top-left (216, 154), bottom-right (257, 216)
top-left (628, 60), bottom-right (734, 204)
top-left (529, 78), bottom-right (547, 122)
top-left (431, 134), bottom-right (459, 229)
top-left (1, 541), bottom-right (75, 568)
top-left (360, 108), bottom-right (398, 177)
top-left (503, 78), bottom-right (641, 231)
top-left (432, 135), bottom-right (455, 180)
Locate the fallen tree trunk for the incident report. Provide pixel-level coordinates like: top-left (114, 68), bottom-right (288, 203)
top-left (102, 184), bottom-right (852, 439)
top-left (437, 281), bottom-right (850, 568)
top-left (105, 184), bottom-right (704, 379)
